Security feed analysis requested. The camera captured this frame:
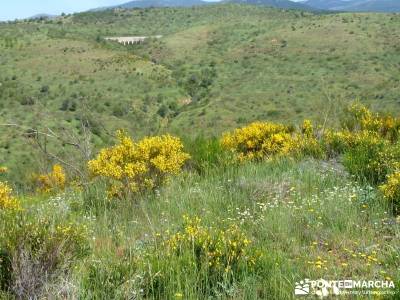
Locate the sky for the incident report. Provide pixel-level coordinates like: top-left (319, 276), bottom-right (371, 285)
top-left (0, 0), bottom-right (133, 20)
top-left (0, 0), bottom-right (303, 21)
top-left (0, 0), bottom-right (222, 21)
top-left (0, 0), bottom-right (217, 21)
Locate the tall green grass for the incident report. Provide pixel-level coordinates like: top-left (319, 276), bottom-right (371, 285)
top-left (6, 158), bottom-right (392, 299)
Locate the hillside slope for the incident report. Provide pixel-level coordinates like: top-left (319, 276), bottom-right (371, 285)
top-left (1, 4), bottom-right (400, 180)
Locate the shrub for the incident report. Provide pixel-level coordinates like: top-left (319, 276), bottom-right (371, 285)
top-left (380, 172), bottom-right (400, 211)
top-left (323, 103), bottom-right (400, 189)
top-left (298, 119), bottom-right (324, 158)
top-left (323, 129), bottom-right (356, 156)
top-left (301, 119), bottom-right (314, 137)
top-left (0, 182), bottom-right (21, 211)
top-left (342, 136), bottom-right (400, 184)
top-left (342, 136), bottom-right (386, 184)
top-left (156, 104), bottom-right (169, 118)
top-left (40, 85), bottom-right (49, 93)
top-left (183, 136), bottom-right (231, 173)
top-left (344, 102), bottom-right (383, 132)
top-left (344, 103), bottom-right (400, 142)
top-left (325, 103), bottom-right (400, 157)
top-left (88, 131), bottom-right (190, 198)
top-left (323, 129), bottom-right (389, 157)
top-left (112, 104), bottom-right (126, 117)
top-left (220, 120), bottom-right (324, 161)
top-left (0, 211), bottom-right (89, 298)
top-left (35, 164), bottom-right (66, 193)
top-left (220, 121), bottom-right (297, 161)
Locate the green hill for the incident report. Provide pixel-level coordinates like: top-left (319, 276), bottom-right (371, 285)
top-left (1, 4), bottom-right (400, 182)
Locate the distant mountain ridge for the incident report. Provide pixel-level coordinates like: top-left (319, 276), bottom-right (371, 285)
top-left (346, 0), bottom-right (400, 12)
top-left (224, 0), bottom-right (314, 10)
top-left (302, 0), bottom-right (347, 10)
top-left (92, 0), bottom-right (314, 11)
top-left (92, 0), bottom-right (400, 12)
top-left (92, 0), bottom-right (209, 11)
top-left (304, 0), bottom-right (400, 12)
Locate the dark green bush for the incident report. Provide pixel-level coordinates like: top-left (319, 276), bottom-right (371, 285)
top-left (0, 249), bottom-right (11, 293)
top-left (343, 140), bottom-right (400, 185)
top-left (183, 136), bottom-right (231, 174)
top-left (40, 85), bottom-right (49, 93)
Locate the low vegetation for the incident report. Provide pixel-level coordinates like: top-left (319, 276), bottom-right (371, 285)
top-left (0, 103), bottom-right (399, 299)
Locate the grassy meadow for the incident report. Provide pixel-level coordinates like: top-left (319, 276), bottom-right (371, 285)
top-left (1, 103), bottom-right (400, 299)
top-left (0, 3), bottom-right (400, 299)
top-left (9, 160), bottom-right (400, 299)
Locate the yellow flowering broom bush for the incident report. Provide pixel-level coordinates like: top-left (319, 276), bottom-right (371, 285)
top-left (220, 121), bottom-right (298, 161)
top-left (380, 172), bottom-right (400, 211)
top-left (323, 129), bottom-right (358, 155)
top-left (88, 131), bottom-right (190, 198)
top-left (298, 119), bottom-right (324, 158)
top-left (346, 103), bottom-right (383, 132)
top-left (323, 128), bottom-right (391, 157)
top-left (301, 119), bottom-right (314, 137)
top-left (328, 129), bottom-right (400, 184)
top-left (324, 104), bottom-right (400, 156)
top-left (345, 103), bottom-right (400, 141)
top-left (0, 182), bottom-right (21, 211)
top-left (220, 120), bottom-right (323, 161)
top-left (35, 164), bottom-right (66, 193)
top-left (320, 103), bottom-right (400, 184)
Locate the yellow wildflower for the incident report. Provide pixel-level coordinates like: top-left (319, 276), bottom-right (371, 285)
top-left (380, 171), bottom-right (400, 208)
top-left (0, 181), bottom-right (21, 211)
top-left (35, 164), bottom-right (66, 193)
